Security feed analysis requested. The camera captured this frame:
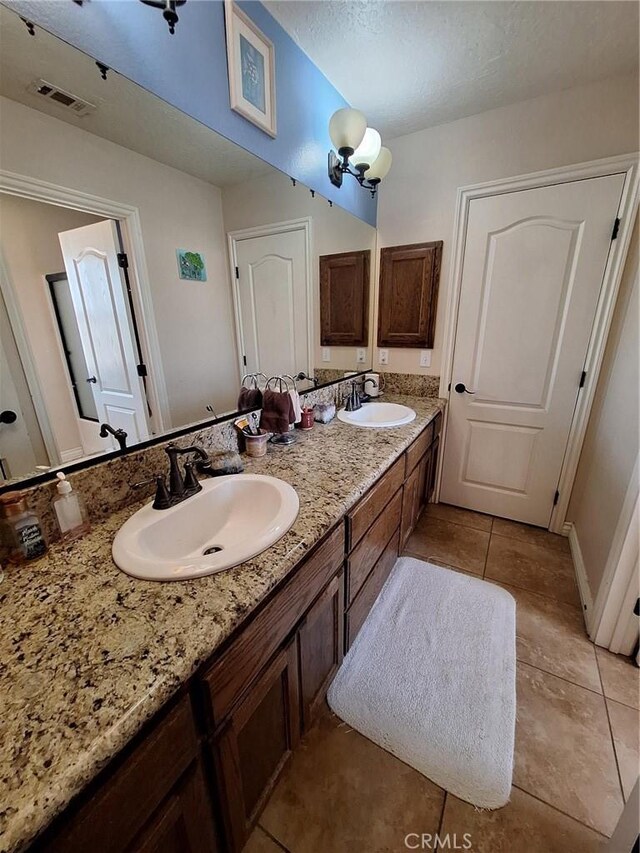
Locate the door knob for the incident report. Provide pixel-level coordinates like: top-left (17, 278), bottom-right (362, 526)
top-left (86, 376), bottom-right (97, 383)
top-left (454, 383), bottom-right (475, 394)
top-left (0, 410), bottom-right (17, 424)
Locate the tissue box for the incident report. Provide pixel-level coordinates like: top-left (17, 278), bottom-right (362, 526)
top-left (314, 402), bottom-right (336, 423)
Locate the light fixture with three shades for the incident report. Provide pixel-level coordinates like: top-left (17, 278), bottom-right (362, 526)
top-left (327, 108), bottom-right (392, 197)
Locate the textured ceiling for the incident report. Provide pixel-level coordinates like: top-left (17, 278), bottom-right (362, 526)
top-left (0, 6), bottom-right (272, 188)
top-left (265, 0), bottom-right (640, 139)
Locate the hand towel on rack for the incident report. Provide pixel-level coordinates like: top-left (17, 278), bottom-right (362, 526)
top-left (260, 390), bottom-right (294, 434)
top-left (289, 389), bottom-right (302, 424)
top-left (237, 387), bottom-right (263, 412)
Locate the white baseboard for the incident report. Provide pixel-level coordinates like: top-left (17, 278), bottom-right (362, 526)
top-left (561, 521), bottom-right (572, 537)
top-left (567, 521), bottom-right (594, 635)
top-left (60, 446), bottom-right (85, 463)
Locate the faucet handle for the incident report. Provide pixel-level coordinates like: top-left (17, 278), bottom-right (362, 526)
top-left (131, 474), bottom-right (172, 510)
top-left (183, 462), bottom-right (202, 496)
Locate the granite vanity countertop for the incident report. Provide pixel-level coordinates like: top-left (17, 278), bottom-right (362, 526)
top-left (0, 394), bottom-right (445, 853)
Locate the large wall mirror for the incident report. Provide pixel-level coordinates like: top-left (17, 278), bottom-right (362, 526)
top-left (0, 5), bottom-right (377, 484)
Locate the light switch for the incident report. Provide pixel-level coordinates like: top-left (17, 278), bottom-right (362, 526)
top-left (356, 348), bottom-right (366, 363)
top-left (420, 350), bottom-right (432, 368)
top-left (322, 347), bottom-right (331, 362)
top-left (378, 349), bottom-right (389, 365)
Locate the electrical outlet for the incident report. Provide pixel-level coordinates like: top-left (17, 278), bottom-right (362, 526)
top-left (378, 349), bottom-right (389, 365)
top-left (322, 347), bottom-right (331, 362)
top-left (356, 348), bottom-right (366, 363)
top-left (420, 350), bottom-right (432, 368)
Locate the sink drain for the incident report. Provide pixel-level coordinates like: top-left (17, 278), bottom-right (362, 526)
top-left (203, 545), bottom-right (223, 556)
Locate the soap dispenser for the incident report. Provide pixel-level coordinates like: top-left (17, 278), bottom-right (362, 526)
top-left (53, 472), bottom-right (91, 542)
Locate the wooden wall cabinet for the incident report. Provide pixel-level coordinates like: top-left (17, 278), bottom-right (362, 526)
top-left (320, 250), bottom-right (370, 346)
top-left (377, 241), bottom-right (442, 348)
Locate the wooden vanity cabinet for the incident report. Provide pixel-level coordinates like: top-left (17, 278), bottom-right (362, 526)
top-left (35, 694), bottom-right (220, 853)
top-left (200, 529), bottom-right (345, 853)
top-left (212, 640), bottom-right (301, 853)
top-left (30, 412), bottom-right (445, 853)
top-left (299, 571), bottom-right (344, 729)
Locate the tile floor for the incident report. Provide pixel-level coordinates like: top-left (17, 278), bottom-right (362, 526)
top-left (246, 504), bottom-right (639, 853)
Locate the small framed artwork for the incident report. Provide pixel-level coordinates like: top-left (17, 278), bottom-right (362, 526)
top-left (176, 250), bottom-right (207, 282)
top-left (224, 0), bottom-right (276, 138)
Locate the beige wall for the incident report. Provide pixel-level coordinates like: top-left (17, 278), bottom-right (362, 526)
top-left (567, 219), bottom-right (639, 601)
top-left (376, 73), bottom-right (640, 378)
top-left (0, 96), bottom-right (240, 429)
top-left (0, 194), bottom-right (101, 459)
top-left (221, 170), bottom-right (377, 373)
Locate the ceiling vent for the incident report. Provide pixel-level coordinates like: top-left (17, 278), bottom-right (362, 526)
top-left (28, 79), bottom-right (96, 117)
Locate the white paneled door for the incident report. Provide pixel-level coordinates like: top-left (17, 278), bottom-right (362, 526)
top-left (441, 173), bottom-right (625, 526)
top-left (234, 227), bottom-right (309, 379)
top-left (58, 220), bottom-right (149, 449)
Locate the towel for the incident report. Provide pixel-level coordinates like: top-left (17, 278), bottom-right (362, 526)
top-left (260, 390), bottom-right (295, 434)
top-left (237, 387), bottom-right (263, 412)
top-left (289, 389), bottom-right (302, 424)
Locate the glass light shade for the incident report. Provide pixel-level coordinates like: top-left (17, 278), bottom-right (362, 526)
top-left (329, 108), bottom-right (367, 153)
top-left (366, 147), bottom-right (392, 181)
top-left (349, 127), bottom-right (382, 171)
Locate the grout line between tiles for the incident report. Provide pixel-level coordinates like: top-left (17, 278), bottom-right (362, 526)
top-left (257, 824), bottom-right (293, 852)
top-left (517, 656), bottom-right (605, 699)
top-left (436, 791), bottom-right (448, 836)
top-left (510, 785), bottom-right (610, 839)
top-left (593, 653), bottom-right (627, 801)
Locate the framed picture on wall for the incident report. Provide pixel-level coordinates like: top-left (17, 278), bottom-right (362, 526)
top-left (224, 0), bottom-right (277, 138)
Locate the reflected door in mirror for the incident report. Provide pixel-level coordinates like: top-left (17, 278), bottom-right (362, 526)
top-left (234, 227), bottom-right (309, 378)
top-left (58, 221), bottom-right (150, 450)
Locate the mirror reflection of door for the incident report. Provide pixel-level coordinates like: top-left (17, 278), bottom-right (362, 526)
top-left (233, 225), bottom-right (310, 379)
top-left (57, 220), bottom-right (150, 451)
top-left (0, 288), bottom-right (49, 480)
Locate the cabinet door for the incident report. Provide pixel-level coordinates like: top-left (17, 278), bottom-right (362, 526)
top-left (132, 761), bottom-right (219, 853)
top-left (299, 571), bottom-right (344, 730)
top-left (320, 250), bottom-right (370, 346)
top-left (214, 640), bottom-right (300, 853)
top-left (400, 465), bottom-right (421, 548)
top-left (426, 436), bottom-right (440, 503)
top-left (377, 242), bottom-right (443, 348)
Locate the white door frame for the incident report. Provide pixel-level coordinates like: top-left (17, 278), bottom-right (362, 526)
top-left (438, 153), bottom-right (639, 533)
top-left (0, 250), bottom-right (60, 466)
top-left (0, 169), bottom-right (170, 436)
top-left (227, 217), bottom-right (313, 381)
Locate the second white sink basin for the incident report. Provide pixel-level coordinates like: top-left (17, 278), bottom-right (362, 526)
top-left (338, 401), bottom-right (416, 428)
top-left (113, 474), bottom-right (299, 581)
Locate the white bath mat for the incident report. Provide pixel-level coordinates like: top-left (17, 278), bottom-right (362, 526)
top-left (327, 557), bottom-right (516, 808)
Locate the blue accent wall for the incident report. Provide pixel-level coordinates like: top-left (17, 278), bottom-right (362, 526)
top-left (4, 0), bottom-right (377, 226)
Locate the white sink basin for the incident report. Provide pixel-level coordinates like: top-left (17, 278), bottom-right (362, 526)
top-left (337, 402), bottom-right (416, 428)
top-left (112, 474), bottom-right (299, 581)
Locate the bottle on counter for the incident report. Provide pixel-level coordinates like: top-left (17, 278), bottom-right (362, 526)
top-left (0, 491), bottom-right (48, 564)
top-left (53, 472), bottom-right (91, 543)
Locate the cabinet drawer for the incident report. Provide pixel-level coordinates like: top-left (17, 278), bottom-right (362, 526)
top-left (41, 695), bottom-right (198, 852)
top-left (346, 530), bottom-right (400, 650)
top-left (347, 456), bottom-right (404, 550)
top-left (203, 526), bottom-right (344, 723)
top-left (404, 424), bottom-right (433, 478)
top-left (347, 488), bottom-right (402, 606)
